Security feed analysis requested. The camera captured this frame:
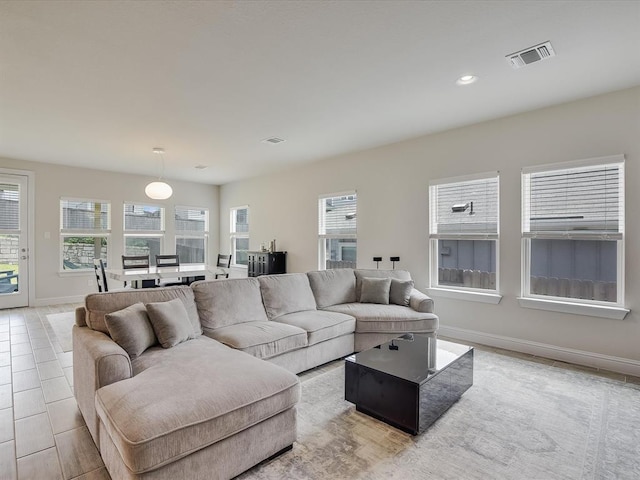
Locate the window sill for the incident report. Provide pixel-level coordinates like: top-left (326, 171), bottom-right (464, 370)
top-left (517, 297), bottom-right (629, 320)
top-left (426, 287), bottom-right (502, 304)
top-left (230, 265), bottom-right (248, 269)
top-left (58, 270), bottom-right (91, 277)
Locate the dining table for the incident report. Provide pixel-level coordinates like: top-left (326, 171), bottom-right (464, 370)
top-left (105, 264), bottom-right (217, 288)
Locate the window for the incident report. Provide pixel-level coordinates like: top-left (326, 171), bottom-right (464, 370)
top-left (175, 206), bottom-right (208, 264)
top-left (230, 206), bottom-right (249, 266)
top-left (318, 192), bottom-right (357, 270)
top-left (60, 198), bottom-right (110, 270)
top-left (429, 173), bottom-right (499, 292)
top-left (123, 203), bottom-right (164, 265)
top-left (522, 155), bottom-right (624, 306)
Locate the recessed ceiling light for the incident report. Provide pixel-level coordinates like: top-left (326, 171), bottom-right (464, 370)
top-left (456, 75), bottom-right (478, 86)
top-left (194, 165), bottom-right (208, 170)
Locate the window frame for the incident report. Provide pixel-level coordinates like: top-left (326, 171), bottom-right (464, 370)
top-left (230, 206), bottom-right (249, 268)
top-left (318, 191), bottom-right (357, 270)
top-left (428, 172), bottom-right (501, 303)
top-left (59, 197), bottom-right (111, 272)
top-left (123, 202), bottom-right (165, 265)
top-left (519, 155), bottom-right (627, 316)
top-left (175, 205), bottom-right (209, 264)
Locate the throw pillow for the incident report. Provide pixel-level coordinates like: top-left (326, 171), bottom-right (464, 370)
top-left (359, 277), bottom-right (391, 305)
top-left (145, 298), bottom-right (195, 348)
top-left (389, 279), bottom-right (414, 306)
top-left (104, 302), bottom-right (157, 359)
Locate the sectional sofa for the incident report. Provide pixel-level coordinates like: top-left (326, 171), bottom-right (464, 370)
top-left (73, 268), bottom-right (438, 480)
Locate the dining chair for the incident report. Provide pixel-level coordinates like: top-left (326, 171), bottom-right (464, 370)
top-left (155, 254), bottom-right (184, 286)
top-left (121, 255), bottom-right (154, 288)
top-left (93, 259), bottom-right (109, 292)
top-left (215, 254), bottom-right (232, 279)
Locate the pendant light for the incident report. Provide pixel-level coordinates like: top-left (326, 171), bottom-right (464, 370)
top-left (145, 147), bottom-right (173, 200)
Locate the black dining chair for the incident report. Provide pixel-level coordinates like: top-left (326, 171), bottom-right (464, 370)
top-left (155, 254), bottom-right (184, 286)
top-left (215, 254), bottom-right (232, 279)
top-left (93, 259), bottom-right (109, 292)
top-left (121, 255), bottom-right (155, 288)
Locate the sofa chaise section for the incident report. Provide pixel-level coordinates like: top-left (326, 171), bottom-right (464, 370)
top-left (95, 337), bottom-right (299, 479)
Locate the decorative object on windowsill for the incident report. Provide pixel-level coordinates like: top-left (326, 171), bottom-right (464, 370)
top-left (390, 256), bottom-right (400, 269)
top-left (451, 201), bottom-right (474, 214)
top-left (145, 147), bottom-right (173, 200)
top-left (373, 256), bottom-right (382, 269)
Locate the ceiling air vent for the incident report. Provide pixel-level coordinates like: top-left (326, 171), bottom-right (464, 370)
top-left (506, 41), bottom-right (555, 69)
top-left (261, 137), bottom-right (286, 145)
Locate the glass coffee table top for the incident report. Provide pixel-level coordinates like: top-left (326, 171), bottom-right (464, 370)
top-left (345, 333), bottom-right (473, 384)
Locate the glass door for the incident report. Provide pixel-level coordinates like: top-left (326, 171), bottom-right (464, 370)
top-left (0, 174), bottom-right (29, 308)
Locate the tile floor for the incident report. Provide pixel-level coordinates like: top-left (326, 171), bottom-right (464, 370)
top-left (0, 304), bottom-right (109, 480)
top-left (1, 304), bottom-right (639, 480)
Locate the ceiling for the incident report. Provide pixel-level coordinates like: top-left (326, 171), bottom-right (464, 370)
top-left (1, 0), bottom-right (639, 185)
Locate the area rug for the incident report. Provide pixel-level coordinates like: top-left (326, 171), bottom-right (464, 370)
top-left (45, 312), bottom-right (75, 352)
top-left (239, 350), bottom-right (640, 480)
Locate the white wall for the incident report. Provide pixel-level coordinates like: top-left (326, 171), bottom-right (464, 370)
top-left (220, 86), bottom-right (640, 369)
top-left (0, 158), bottom-right (219, 305)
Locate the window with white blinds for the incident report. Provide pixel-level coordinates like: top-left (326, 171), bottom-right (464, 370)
top-left (318, 192), bottom-right (357, 270)
top-left (522, 161), bottom-right (623, 238)
top-left (176, 206), bottom-right (209, 264)
top-left (123, 203), bottom-right (165, 265)
top-left (0, 184), bottom-right (20, 230)
top-left (60, 198), bottom-right (110, 271)
top-left (521, 155), bottom-right (625, 306)
top-left (230, 206), bottom-right (249, 266)
top-left (429, 173), bottom-right (499, 292)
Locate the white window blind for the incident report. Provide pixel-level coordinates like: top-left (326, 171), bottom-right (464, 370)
top-left (319, 193), bottom-right (357, 237)
top-left (0, 183), bottom-right (20, 230)
top-left (60, 199), bottom-right (110, 233)
top-left (124, 203), bottom-right (164, 232)
top-left (175, 206), bottom-right (208, 233)
top-left (522, 160), bottom-right (624, 239)
top-left (430, 175), bottom-right (498, 238)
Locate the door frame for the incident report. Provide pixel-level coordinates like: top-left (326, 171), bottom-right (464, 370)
top-left (0, 167), bottom-right (35, 307)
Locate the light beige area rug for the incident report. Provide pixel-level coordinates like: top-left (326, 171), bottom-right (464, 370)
top-left (239, 351), bottom-right (640, 480)
top-left (45, 311), bottom-right (75, 352)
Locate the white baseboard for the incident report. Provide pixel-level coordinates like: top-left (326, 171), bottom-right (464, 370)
top-left (34, 295), bottom-right (85, 307)
top-left (438, 324), bottom-right (640, 377)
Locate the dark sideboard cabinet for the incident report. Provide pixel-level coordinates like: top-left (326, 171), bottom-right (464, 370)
top-left (247, 251), bottom-right (287, 277)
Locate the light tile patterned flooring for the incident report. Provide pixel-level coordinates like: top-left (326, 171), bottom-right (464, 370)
top-left (1, 304), bottom-right (639, 479)
top-left (0, 304), bottom-right (109, 480)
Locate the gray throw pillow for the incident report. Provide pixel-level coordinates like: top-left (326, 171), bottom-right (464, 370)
top-left (104, 302), bottom-right (157, 359)
top-left (390, 279), bottom-right (414, 306)
top-left (359, 277), bottom-right (391, 304)
top-left (145, 298), bottom-right (195, 348)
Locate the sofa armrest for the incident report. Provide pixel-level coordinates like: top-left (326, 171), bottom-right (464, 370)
top-left (75, 306), bottom-right (87, 327)
top-left (409, 288), bottom-right (434, 313)
top-left (73, 324), bottom-right (132, 448)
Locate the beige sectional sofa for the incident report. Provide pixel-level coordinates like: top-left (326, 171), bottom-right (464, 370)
top-left (73, 269), bottom-right (438, 479)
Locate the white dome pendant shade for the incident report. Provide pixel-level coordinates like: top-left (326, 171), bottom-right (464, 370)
top-left (145, 147), bottom-right (173, 200)
top-left (145, 181), bottom-right (173, 200)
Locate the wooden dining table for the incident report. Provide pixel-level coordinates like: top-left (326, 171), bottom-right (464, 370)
top-left (105, 264), bottom-right (217, 288)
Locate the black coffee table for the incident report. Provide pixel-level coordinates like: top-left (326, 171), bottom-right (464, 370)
top-left (345, 334), bottom-right (473, 435)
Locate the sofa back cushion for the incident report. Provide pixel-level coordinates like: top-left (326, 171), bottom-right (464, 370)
top-left (84, 286), bottom-right (201, 337)
top-left (258, 273), bottom-right (317, 319)
top-left (191, 278), bottom-right (268, 331)
top-left (307, 268), bottom-right (356, 308)
top-left (354, 269), bottom-right (412, 302)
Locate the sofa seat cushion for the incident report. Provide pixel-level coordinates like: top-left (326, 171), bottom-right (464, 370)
top-left (272, 310), bottom-right (355, 346)
top-left (324, 303), bottom-right (438, 333)
top-left (95, 337), bottom-right (300, 474)
top-left (203, 321), bottom-right (308, 359)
